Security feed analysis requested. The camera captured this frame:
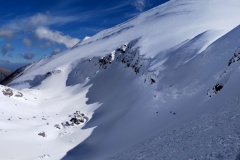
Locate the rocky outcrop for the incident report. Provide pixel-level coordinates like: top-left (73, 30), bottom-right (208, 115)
top-left (67, 38), bottom-right (152, 86)
top-left (228, 48), bottom-right (240, 66)
top-left (61, 111), bottom-right (87, 127)
top-left (207, 83), bottom-right (224, 97)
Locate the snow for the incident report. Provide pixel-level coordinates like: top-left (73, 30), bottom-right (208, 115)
top-left (107, 96), bottom-right (240, 160)
top-left (0, 72), bottom-right (98, 160)
top-left (1, 0), bottom-right (240, 159)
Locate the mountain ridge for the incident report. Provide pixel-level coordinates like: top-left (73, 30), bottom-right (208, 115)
top-left (0, 67), bottom-right (12, 82)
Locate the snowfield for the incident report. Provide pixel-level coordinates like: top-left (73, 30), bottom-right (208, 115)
top-left (1, 0), bottom-right (240, 159)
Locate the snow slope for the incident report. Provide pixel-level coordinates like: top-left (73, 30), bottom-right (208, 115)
top-left (1, 0), bottom-right (240, 159)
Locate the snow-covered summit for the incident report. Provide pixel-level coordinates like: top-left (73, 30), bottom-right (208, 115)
top-left (78, 0), bottom-right (240, 56)
top-left (1, 1), bottom-right (240, 160)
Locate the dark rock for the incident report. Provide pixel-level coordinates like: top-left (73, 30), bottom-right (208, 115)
top-left (2, 88), bottom-right (13, 97)
top-left (14, 92), bottom-right (23, 97)
top-left (214, 84), bottom-right (223, 92)
top-left (38, 132), bottom-right (46, 137)
top-left (45, 72), bottom-right (52, 77)
top-left (70, 118), bottom-right (81, 125)
top-left (228, 48), bottom-right (240, 66)
top-left (54, 124), bottom-right (61, 129)
top-left (150, 78), bottom-right (156, 84)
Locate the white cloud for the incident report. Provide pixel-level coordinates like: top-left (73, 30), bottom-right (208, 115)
top-left (39, 41), bottom-right (52, 49)
top-left (28, 13), bottom-right (78, 27)
top-left (2, 13), bottom-right (78, 33)
top-left (51, 48), bottom-right (62, 55)
top-left (133, 0), bottom-right (147, 11)
top-left (0, 60), bottom-right (10, 64)
top-left (28, 13), bottom-right (49, 26)
top-left (1, 44), bottom-right (14, 56)
top-left (20, 53), bottom-right (35, 60)
top-left (35, 27), bottom-right (80, 48)
top-left (23, 38), bottom-right (32, 49)
top-left (0, 28), bottom-right (15, 39)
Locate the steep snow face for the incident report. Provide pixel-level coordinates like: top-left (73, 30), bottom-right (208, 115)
top-left (1, 0), bottom-right (240, 160)
top-left (61, 24), bottom-right (240, 160)
top-left (78, 0), bottom-right (240, 57)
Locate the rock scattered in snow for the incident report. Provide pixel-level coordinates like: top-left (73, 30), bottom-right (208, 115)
top-left (2, 88), bottom-right (13, 97)
top-left (228, 47), bottom-right (240, 66)
top-left (45, 70), bottom-right (61, 78)
top-left (54, 124), bottom-right (61, 129)
top-left (150, 78), bottom-right (156, 84)
top-left (38, 132), bottom-right (47, 137)
top-left (207, 83), bottom-right (224, 97)
top-left (14, 92), bottom-right (23, 97)
top-left (38, 154), bottom-right (50, 159)
top-left (62, 111), bottom-right (87, 127)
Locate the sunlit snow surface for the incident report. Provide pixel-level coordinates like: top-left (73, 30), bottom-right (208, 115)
top-left (1, 0), bottom-right (240, 159)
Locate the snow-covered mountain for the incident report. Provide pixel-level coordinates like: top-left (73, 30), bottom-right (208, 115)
top-left (0, 65), bottom-right (28, 85)
top-left (0, 67), bottom-right (11, 82)
top-left (1, 0), bottom-right (240, 159)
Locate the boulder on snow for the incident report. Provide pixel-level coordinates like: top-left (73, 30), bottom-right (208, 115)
top-left (207, 83), bottom-right (224, 97)
top-left (38, 132), bottom-right (47, 137)
top-left (14, 92), bottom-right (23, 97)
top-left (2, 88), bottom-right (13, 97)
top-left (150, 78), bottom-right (156, 84)
top-left (54, 124), bottom-right (61, 129)
top-left (214, 84), bottom-right (223, 92)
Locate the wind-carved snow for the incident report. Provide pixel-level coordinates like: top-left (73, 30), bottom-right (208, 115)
top-left (107, 97), bottom-right (240, 160)
top-left (1, 0), bottom-right (240, 160)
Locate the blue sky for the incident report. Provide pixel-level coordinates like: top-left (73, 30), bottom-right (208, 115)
top-left (0, 0), bottom-right (168, 71)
